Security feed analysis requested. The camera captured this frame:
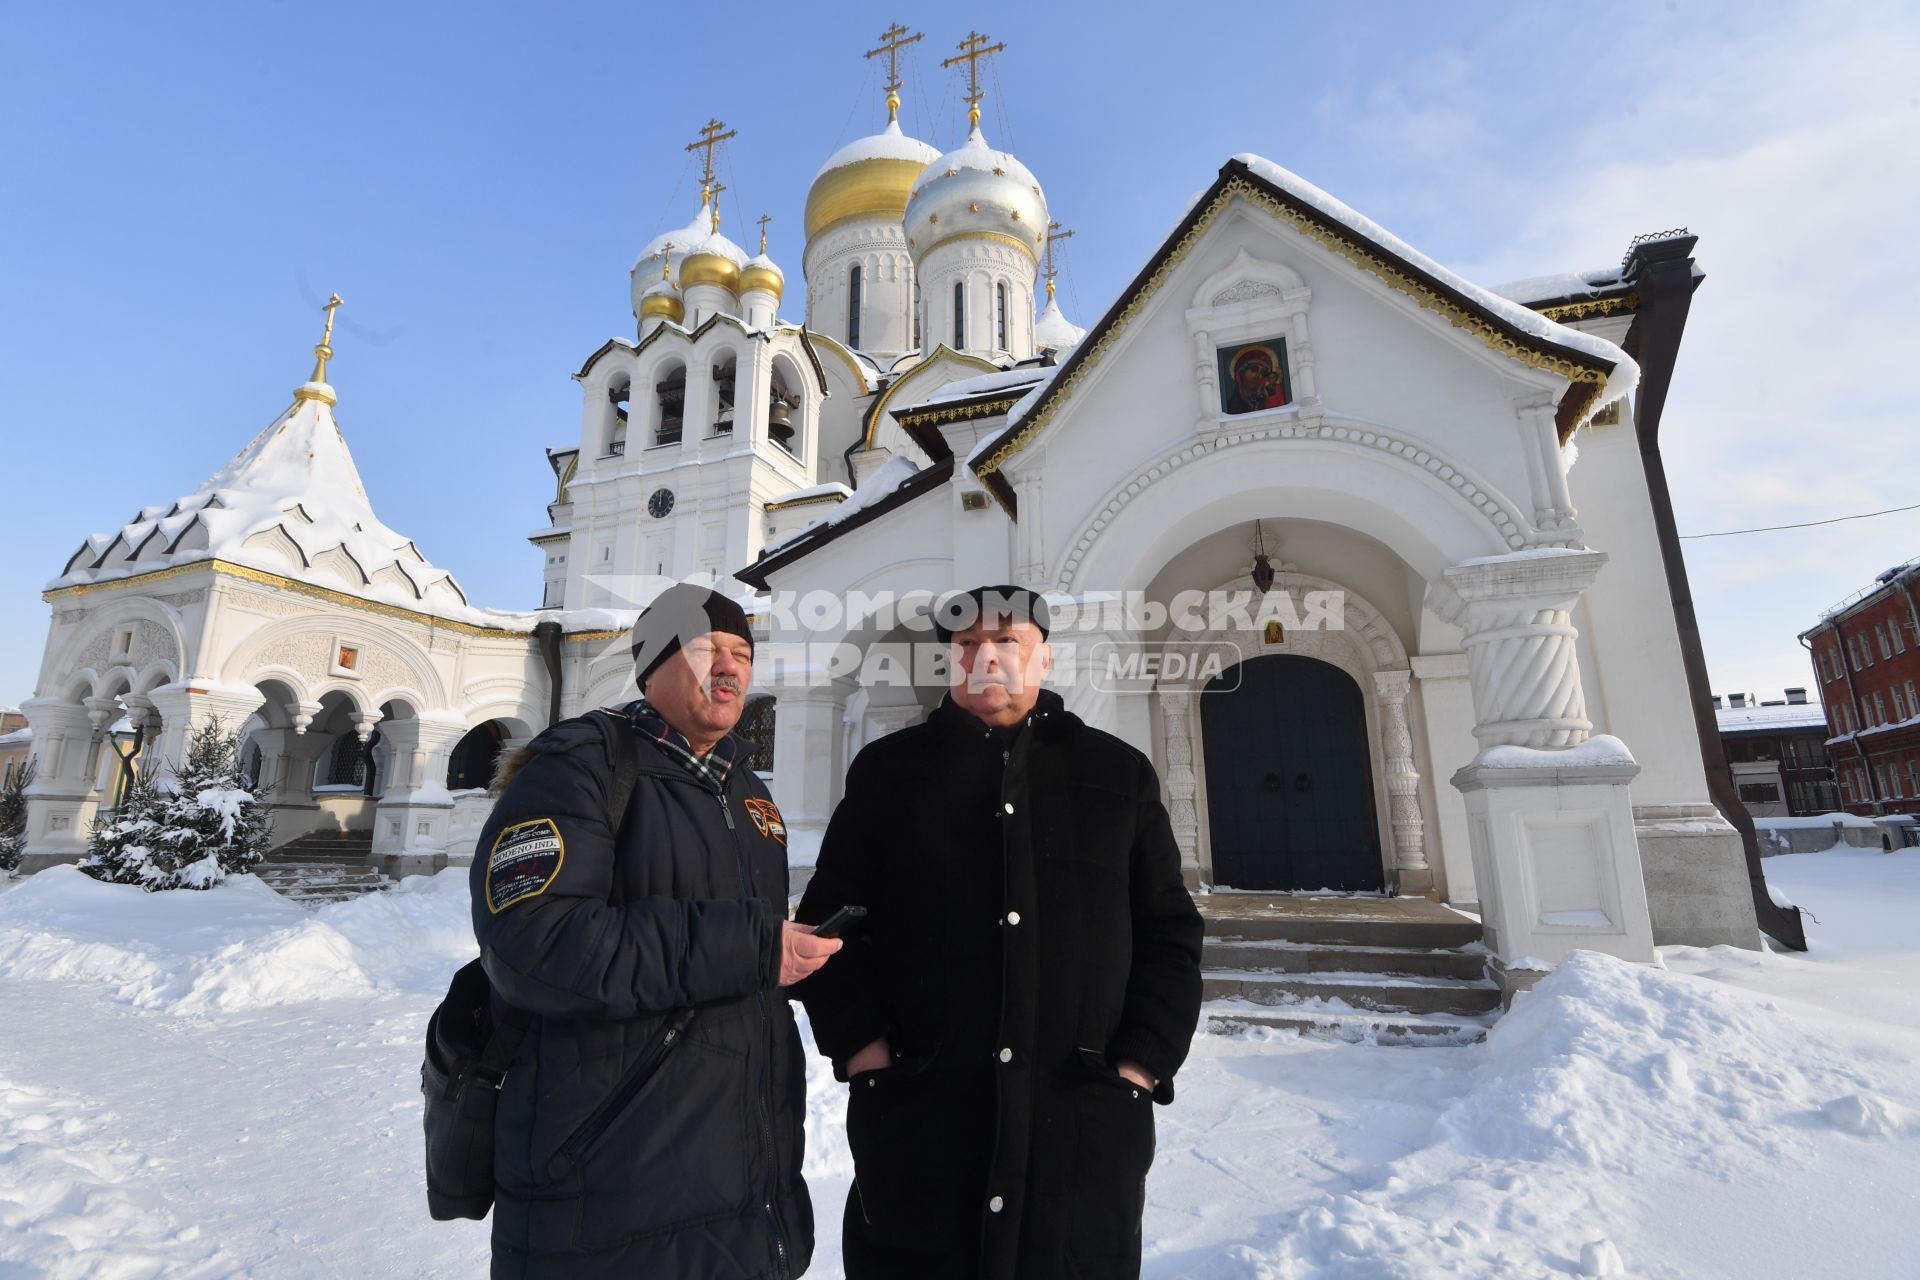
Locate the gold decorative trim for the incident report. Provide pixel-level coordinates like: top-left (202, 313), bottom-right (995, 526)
top-left (975, 177), bottom-right (1612, 479)
top-left (911, 229), bottom-right (1038, 262)
top-left (1536, 292), bottom-right (1639, 322)
top-left (863, 346), bottom-right (1003, 449)
top-left (801, 330), bottom-right (873, 393)
top-left (764, 491), bottom-right (848, 512)
top-left (893, 393), bottom-right (1026, 427)
top-left (45, 560), bottom-right (529, 638)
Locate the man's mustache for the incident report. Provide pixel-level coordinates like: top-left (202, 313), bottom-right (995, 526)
top-left (704, 675), bottom-right (744, 695)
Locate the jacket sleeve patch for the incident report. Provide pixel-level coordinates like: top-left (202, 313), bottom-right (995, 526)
top-left (485, 818), bottom-right (567, 914)
top-left (743, 797), bottom-right (787, 847)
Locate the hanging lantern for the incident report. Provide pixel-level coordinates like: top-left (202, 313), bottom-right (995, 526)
top-left (1250, 520), bottom-right (1276, 595)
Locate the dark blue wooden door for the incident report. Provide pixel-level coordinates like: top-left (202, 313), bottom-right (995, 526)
top-left (1199, 655), bottom-right (1383, 891)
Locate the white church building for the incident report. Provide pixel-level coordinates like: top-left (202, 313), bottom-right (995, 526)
top-left (16, 32), bottom-right (1768, 985)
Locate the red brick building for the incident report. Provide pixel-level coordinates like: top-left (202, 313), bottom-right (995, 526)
top-left (1800, 559), bottom-right (1920, 817)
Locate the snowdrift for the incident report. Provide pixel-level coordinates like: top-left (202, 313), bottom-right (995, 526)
top-left (0, 865), bottom-right (475, 1014)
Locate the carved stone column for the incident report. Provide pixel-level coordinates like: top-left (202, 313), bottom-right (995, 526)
top-left (1158, 690), bottom-right (1201, 883)
top-left (19, 698), bottom-right (99, 870)
top-left (769, 679), bottom-right (855, 874)
top-left (372, 715), bottom-right (471, 874)
top-left (1372, 668), bottom-right (1428, 891)
top-left (1445, 550), bottom-right (1605, 749)
top-left (1442, 548), bottom-right (1655, 983)
top-left (143, 682), bottom-right (267, 792)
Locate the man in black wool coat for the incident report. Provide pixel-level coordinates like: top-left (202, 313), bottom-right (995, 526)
top-left (796, 584), bottom-right (1205, 1279)
top-left (471, 584), bottom-right (841, 1279)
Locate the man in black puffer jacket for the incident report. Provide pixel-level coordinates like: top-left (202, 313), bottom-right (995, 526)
top-left (471, 584), bottom-right (839, 1279)
top-left (796, 585), bottom-right (1205, 1279)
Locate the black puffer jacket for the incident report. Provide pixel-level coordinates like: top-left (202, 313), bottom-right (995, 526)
top-left (796, 689), bottom-right (1204, 1279)
top-left (470, 709), bottom-right (812, 1279)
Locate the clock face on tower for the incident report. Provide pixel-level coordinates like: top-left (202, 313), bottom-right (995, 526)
top-left (648, 488), bottom-right (675, 519)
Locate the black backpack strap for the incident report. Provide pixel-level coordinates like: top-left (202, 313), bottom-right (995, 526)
top-left (475, 708), bottom-right (688, 1089)
top-left (587, 708), bottom-right (643, 840)
top-left (475, 709), bottom-right (641, 1079)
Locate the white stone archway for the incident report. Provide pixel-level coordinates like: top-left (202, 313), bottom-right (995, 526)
top-left (1149, 571), bottom-right (1431, 893)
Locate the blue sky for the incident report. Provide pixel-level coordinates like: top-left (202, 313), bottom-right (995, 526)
top-left (3, 0), bottom-right (1917, 711)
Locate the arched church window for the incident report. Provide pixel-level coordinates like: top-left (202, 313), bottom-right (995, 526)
top-left (768, 361), bottom-right (802, 457)
top-left (848, 265), bottom-right (863, 350)
top-left (607, 377), bottom-right (630, 457)
top-left (447, 721), bottom-right (505, 792)
top-left (323, 732), bottom-right (367, 788)
top-left (710, 356), bottom-right (737, 436)
top-left (654, 364), bottom-right (686, 446)
top-left (913, 281), bottom-right (922, 350)
top-left (995, 282), bottom-right (1008, 350)
top-left (953, 282), bottom-right (966, 348)
top-left (737, 695), bottom-right (777, 773)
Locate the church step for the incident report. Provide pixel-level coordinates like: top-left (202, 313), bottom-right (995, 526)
top-left (273, 832), bottom-right (374, 857)
top-left (1201, 971), bottom-right (1502, 1018)
top-left (1196, 894), bottom-right (1482, 950)
top-left (256, 868), bottom-right (388, 884)
top-left (1202, 939), bottom-right (1489, 981)
top-left (1203, 1000), bottom-right (1492, 1047)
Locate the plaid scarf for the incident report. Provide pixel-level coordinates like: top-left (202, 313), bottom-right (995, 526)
top-left (625, 699), bottom-right (739, 795)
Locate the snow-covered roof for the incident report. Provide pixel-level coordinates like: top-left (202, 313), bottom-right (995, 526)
top-left (687, 228), bottom-right (749, 269)
top-left (1230, 155), bottom-right (1637, 410)
top-left (47, 381), bottom-right (478, 623)
top-left (1492, 267), bottom-right (1628, 307)
top-left (0, 726), bottom-right (30, 746)
top-left (813, 119), bottom-right (940, 182)
top-left (1032, 294), bottom-right (1086, 352)
top-left (764, 482), bottom-right (852, 509)
top-left (920, 366), bottom-right (1052, 407)
top-left (759, 456), bottom-right (923, 557)
top-left (633, 202), bottom-right (716, 272)
top-left (910, 124), bottom-right (1041, 199)
top-left (1717, 703), bottom-right (1829, 732)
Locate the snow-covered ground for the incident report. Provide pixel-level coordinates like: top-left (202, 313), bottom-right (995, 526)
top-left (1, 850), bottom-right (1916, 1278)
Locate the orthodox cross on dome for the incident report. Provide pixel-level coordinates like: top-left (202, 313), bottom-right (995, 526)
top-left (296, 292), bottom-right (344, 403)
top-left (864, 22), bottom-right (923, 123)
top-left (312, 292), bottom-right (342, 379)
top-left (685, 117), bottom-right (737, 205)
top-left (755, 213), bottom-right (772, 254)
top-left (1043, 222), bottom-right (1074, 300)
top-left (707, 180), bottom-right (726, 234)
top-left (943, 30), bottom-right (1005, 128)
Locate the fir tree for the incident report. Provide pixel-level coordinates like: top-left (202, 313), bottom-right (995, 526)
top-left (82, 718), bottom-right (271, 890)
top-left (0, 758), bottom-right (33, 875)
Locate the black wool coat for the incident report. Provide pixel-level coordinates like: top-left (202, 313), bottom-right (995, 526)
top-left (470, 709), bottom-right (813, 1280)
top-left (796, 688), bottom-right (1205, 1279)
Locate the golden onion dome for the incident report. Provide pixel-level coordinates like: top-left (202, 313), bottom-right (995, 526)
top-left (639, 280), bottom-right (685, 324)
top-left (903, 124), bottom-right (1047, 265)
top-left (740, 253), bottom-right (785, 299)
top-left (804, 119), bottom-right (940, 243)
top-left (680, 249), bottom-right (742, 294)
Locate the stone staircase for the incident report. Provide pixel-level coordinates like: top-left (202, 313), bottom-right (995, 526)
top-left (255, 831), bottom-right (391, 906)
top-left (1196, 894), bottom-right (1499, 1046)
